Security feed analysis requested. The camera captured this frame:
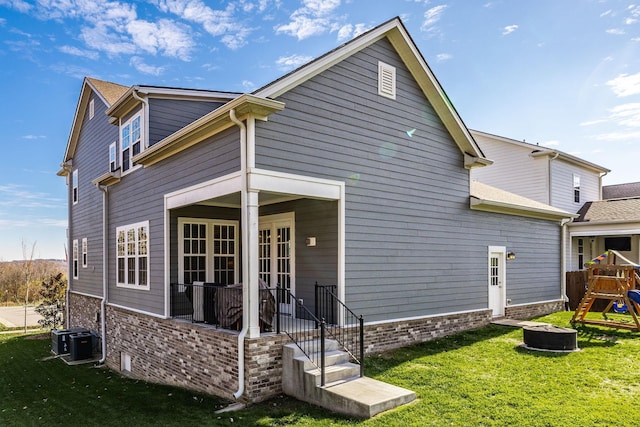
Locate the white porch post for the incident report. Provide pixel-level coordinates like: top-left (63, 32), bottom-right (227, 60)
top-left (247, 189), bottom-right (260, 338)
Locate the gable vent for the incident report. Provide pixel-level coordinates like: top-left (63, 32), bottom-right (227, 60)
top-left (378, 61), bottom-right (396, 99)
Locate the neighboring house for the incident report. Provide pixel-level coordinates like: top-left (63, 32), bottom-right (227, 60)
top-left (58, 17), bottom-right (574, 404)
top-left (467, 130), bottom-right (626, 272)
top-left (470, 130), bottom-right (609, 213)
top-left (568, 195), bottom-right (640, 270)
top-left (603, 182), bottom-right (640, 199)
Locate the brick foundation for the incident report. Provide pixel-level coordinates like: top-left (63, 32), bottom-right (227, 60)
top-left (68, 293), bottom-right (560, 403)
top-left (504, 300), bottom-right (564, 320)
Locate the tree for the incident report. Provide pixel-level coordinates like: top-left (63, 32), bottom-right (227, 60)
top-left (36, 273), bottom-right (67, 330)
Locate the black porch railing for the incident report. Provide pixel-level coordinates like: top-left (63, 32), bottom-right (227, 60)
top-left (169, 283), bottom-right (276, 332)
top-left (314, 283), bottom-right (364, 378)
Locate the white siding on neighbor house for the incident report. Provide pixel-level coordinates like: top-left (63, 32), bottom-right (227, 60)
top-left (550, 158), bottom-right (600, 213)
top-left (470, 133), bottom-right (549, 205)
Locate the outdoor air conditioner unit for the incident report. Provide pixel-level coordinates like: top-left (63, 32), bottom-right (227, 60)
top-left (51, 327), bottom-right (90, 355)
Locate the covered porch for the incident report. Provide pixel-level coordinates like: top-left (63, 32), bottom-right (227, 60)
top-left (162, 168), bottom-right (345, 338)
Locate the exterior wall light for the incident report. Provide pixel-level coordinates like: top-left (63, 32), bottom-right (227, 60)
top-left (507, 251), bottom-right (516, 260)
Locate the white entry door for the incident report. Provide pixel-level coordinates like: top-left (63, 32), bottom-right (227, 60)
top-left (488, 246), bottom-right (506, 317)
top-left (259, 213), bottom-right (295, 315)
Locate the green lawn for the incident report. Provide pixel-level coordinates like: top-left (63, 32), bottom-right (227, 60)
top-left (1, 312), bottom-right (639, 426)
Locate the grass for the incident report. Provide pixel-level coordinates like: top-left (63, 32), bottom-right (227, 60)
top-left (1, 312), bottom-right (639, 426)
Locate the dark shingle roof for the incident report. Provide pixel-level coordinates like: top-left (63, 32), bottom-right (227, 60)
top-left (575, 198), bottom-right (640, 223)
top-left (603, 182), bottom-right (640, 200)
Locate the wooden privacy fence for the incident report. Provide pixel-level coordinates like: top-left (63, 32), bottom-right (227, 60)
top-left (566, 270), bottom-right (610, 312)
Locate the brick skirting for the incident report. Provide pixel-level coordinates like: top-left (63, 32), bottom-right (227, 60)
top-left (504, 300), bottom-right (564, 320)
top-left (67, 293), bottom-right (560, 403)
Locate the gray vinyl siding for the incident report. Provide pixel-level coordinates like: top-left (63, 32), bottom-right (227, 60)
top-left (148, 98), bottom-right (223, 147)
top-left (255, 38), bottom-right (562, 322)
top-left (69, 91), bottom-right (117, 296)
top-left (106, 126), bottom-right (241, 314)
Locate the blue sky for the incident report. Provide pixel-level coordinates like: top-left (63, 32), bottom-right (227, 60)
top-left (0, 0), bottom-right (639, 261)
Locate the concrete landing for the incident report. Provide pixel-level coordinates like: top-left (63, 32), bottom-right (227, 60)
top-left (322, 376), bottom-right (416, 418)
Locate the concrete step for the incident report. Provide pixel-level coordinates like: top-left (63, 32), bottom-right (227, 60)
top-left (294, 349), bottom-right (351, 371)
top-left (305, 361), bottom-right (361, 386)
top-left (322, 376), bottom-right (416, 418)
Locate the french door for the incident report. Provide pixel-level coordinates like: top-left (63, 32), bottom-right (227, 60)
top-left (259, 213), bottom-right (295, 315)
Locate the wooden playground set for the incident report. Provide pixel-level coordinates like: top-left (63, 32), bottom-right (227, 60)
top-left (571, 250), bottom-right (640, 331)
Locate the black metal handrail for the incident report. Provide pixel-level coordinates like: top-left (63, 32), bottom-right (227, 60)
top-left (315, 283), bottom-right (364, 378)
top-left (271, 286), bottom-right (329, 384)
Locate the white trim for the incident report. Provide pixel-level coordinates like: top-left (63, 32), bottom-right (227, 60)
top-left (72, 239), bottom-right (79, 279)
top-left (72, 169), bottom-right (79, 205)
top-left (488, 246), bottom-right (506, 318)
top-left (177, 218), bottom-right (239, 284)
top-left (69, 290), bottom-right (102, 299)
top-left (165, 172), bottom-right (242, 209)
top-left (115, 220), bottom-right (150, 291)
top-left (504, 299), bottom-right (562, 309)
top-left (106, 302), bottom-right (168, 320)
top-left (89, 99), bottom-right (95, 120)
top-left (248, 168), bottom-right (343, 200)
top-left (363, 307), bottom-right (490, 327)
top-left (259, 212), bottom-right (296, 314)
top-left (378, 61), bottom-right (396, 99)
top-left (82, 237), bottom-right (88, 268)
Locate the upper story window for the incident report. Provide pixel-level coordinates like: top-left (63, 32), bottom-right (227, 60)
top-left (116, 220), bottom-right (149, 289)
top-left (378, 61), bottom-right (396, 99)
top-left (89, 99), bottom-right (95, 120)
top-left (573, 174), bottom-right (581, 203)
top-left (120, 114), bottom-right (142, 173)
top-left (109, 141), bottom-right (118, 172)
top-left (72, 169), bottom-right (79, 205)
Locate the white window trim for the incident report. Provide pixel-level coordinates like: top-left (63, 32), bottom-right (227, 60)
top-left (72, 239), bottom-right (79, 279)
top-left (573, 174), bottom-right (581, 204)
top-left (116, 220), bottom-right (150, 290)
top-left (82, 238), bottom-right (88, 268)
top-left (378, 61), bottom-right (396, 99)
top-left (89, 99), bottom-right (95, 120)
top-left (178, 218), bottom-right (239, 285)
top-left (72, 169), bottom-right (79, 205)
top-left (119, 112), bottom-right (143, 175)
top-left (109, 141), bottom-right (118, 172)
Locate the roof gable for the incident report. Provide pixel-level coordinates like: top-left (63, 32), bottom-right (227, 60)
top-left (61, 77), bottom-right (128, 167)
top-left (254, 17), bottom-right (491, 169)
top-left (575, 198), bottom-right (640, 223)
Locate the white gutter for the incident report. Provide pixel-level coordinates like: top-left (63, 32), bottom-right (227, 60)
top-left (131, 90), bottom-right (149, 149)
top-left (560, 217), bottom-right (573, 309)
top-left (96, 184), bottom-right (109, 364)
top-left (230, 109), bottom-right (248, 400)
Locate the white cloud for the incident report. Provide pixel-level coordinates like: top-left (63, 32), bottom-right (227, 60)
top-left (242, 80), bottom-right (255, 91)
top-left (275, 0), bottom-right (341, 40)
top-left (502, 24), bottom-right (518, 35)
top-left (129, 56), bottom-right (165, 76)
top-left (127, 19), bottom-right (194, 60)
top-left (22, 134), bottom-right (46, 140)
top-left (580, 119), bottom-right (607, 126)
top-left (600, 10), bottom-right (612, 18)
top-left (421, 5), bottom-right (447, 32)
top-left (606, 72), bottom-right (640, 97)
top-left (59, 45), bottom-right (99, 60)
top-left (335, 23), bottom-right (369, 41)
top-left (0, 0), bottom-right (32, 13)
top-left (609, 103), bottom-right (640, 127)
top-left (436, 53), bottom-right (452, 62)
top-left (606, 28), bottom-right (625, 35)
top-left (593, 131), bottom-right (640, 141)
top-left (276, 54), bottom-right (313, 71)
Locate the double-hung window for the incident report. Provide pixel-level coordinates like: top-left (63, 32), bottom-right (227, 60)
top-left (72, 239), bottom-right (79, 279)
top-left (120, 114), bottom-right (142, 173)
top-left (82, 238), bottom-right (88, 268)
top-left (573, 174), bottom-right (581, 203)
top-left (72, 169), bottom-right (79, 204)
top-left (116, 221), bottom-right (149, 289)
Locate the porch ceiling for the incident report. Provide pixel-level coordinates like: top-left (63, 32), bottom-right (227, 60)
top-left (197, 191), bottom-right (303, 208)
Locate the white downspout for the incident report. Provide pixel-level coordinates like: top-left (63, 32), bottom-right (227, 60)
top-left (63, 164), bottom-right (72, 329)
top-left (230, 109), bottom-right (248, 400)
top-left (560, 217), bottom-right (573, 309)
top-left (96, 184), bottom-right (108, 364)
top-left (131, 90), bottom-right (149, 149)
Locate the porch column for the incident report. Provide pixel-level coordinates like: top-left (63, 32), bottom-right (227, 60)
top-left (247, 189), bottom-right (260, 338)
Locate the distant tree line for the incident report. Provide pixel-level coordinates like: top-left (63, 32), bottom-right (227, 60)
top-left (0, 260), bottom-right (67, 306)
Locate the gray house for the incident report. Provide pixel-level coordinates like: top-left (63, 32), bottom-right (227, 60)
top-left (59, 17), bottom-right (574, 405)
